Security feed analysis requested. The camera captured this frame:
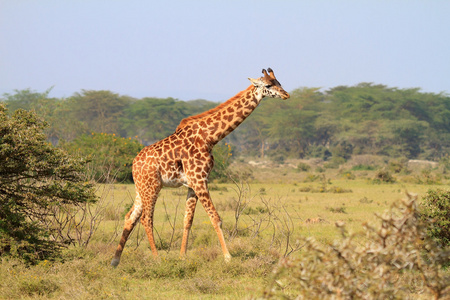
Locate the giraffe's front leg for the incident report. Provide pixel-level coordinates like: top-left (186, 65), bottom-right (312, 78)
top-left (192, 180), bottom-right (231, 262)
top-left (180, 188), bottom-right (198, 257)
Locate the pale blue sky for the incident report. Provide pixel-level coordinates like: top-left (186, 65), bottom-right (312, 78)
top-left (1, 1), bottom-right (449, 101)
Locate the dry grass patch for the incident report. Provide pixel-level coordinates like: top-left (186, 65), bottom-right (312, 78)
top-left (1, 176), bottom-right (448, 299)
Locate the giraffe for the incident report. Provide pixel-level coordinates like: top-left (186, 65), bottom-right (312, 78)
top-left (111, 68), bottom-right (289, 267)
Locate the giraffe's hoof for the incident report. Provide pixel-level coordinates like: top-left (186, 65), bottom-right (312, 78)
top-left (111, 258), bottom-right (120, 267)
top-left (224, 253), bottom-right (232, 263)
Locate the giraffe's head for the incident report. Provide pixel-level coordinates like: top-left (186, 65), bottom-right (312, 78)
top-left (248, 68), bottom-right (290, 100)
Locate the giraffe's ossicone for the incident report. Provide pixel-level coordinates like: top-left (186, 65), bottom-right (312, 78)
top-left (111, 68), bottom-right (289, 267)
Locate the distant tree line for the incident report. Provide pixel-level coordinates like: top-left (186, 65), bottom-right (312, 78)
top-left (2, 83), bottom-right (449, 163)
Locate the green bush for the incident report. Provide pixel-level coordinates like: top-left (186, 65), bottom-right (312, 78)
top-left (388, 159), bottom-right (407, 173)
top-left (296, 162), bottom-right (311, 172)
top-left (61, 132), bottom-right (143, 183)
top-left (209, 142), bottom-right (233, 182)
top-left (420, 189), bottom-right (450, 247)
top-left (373, 170), bottom-right (396, 183)
top-left (330, 140), bottom-right (353, 160)
top-left (0, 105), bottom-right (97, 263)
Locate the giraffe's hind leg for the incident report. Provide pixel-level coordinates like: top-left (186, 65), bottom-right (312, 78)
top-left (111, 192), bottom-right (143, 267)
top-left (140, 181), bottom-right (162, 258)
top-left (180, 188), bottom-right (198, 257)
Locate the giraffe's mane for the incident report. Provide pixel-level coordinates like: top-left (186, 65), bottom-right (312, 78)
top-left (176, 85), bottom-right (254, 131)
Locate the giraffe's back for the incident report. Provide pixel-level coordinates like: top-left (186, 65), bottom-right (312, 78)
top-left (133, 134), bottom-right (189, 188)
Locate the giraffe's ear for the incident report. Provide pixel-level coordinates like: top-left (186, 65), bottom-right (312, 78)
top-left (248, 77), bottom-right (262, 87)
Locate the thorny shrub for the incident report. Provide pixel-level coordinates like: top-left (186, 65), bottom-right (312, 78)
top-left (263, 194), bottom-right (450, 299)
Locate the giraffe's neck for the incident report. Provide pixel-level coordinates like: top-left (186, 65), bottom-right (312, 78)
top-left (185, 85), bottom-right (263, 147)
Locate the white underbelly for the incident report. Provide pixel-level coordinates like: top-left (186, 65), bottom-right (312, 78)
top-left (161, 171), bottom-right (189, 188)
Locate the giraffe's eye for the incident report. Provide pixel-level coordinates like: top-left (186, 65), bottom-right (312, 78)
top-left (265, 84), bottom-right (272, 88)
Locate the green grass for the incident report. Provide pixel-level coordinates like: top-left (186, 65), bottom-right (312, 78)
top-left (1, 163), bottom-right (448, 299)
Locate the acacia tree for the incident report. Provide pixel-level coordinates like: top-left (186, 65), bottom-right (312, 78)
top-left (265, 87), bottom-right (322, 158)
top-left (0, 104), bottom-right (97, 263)
top-left (119, 97), bottom-right (214, 145)
top-left (67, 90), bottom-right (132, 135)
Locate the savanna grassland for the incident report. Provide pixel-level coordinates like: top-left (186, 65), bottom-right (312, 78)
top-left (2, 75), bottom-right (450, 299)
top-left (1, 158), bottom-right (448, 299)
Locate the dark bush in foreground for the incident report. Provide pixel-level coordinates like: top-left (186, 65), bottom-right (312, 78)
top-left (0, 105), bottom-right (97, 263)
